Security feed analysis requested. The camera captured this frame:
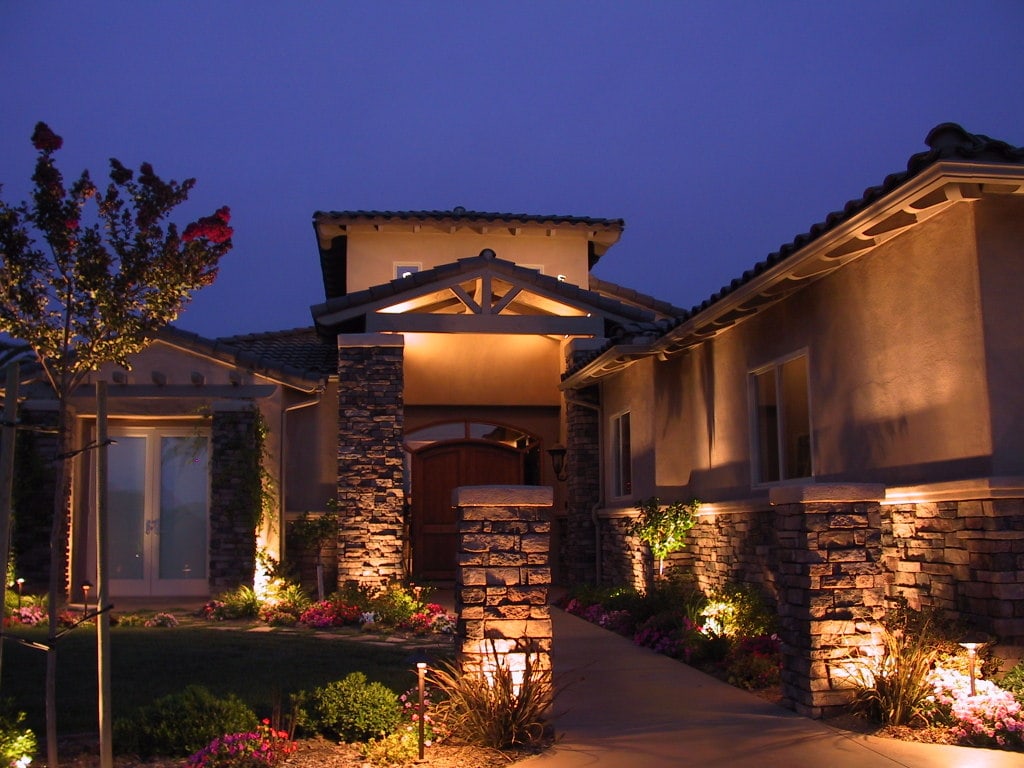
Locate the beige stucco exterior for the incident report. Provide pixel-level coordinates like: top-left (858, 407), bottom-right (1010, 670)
top-left (596, 183), bottom-right (1023, 510)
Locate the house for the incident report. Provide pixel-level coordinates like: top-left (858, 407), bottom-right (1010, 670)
top-left (10, 125), bottom-right (1024, 670)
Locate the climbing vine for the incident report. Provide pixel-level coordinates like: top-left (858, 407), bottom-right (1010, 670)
top-left (631, 496), bottom-right (700, 576)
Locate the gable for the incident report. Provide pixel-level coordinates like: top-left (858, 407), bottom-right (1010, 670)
top-left (311, 249), bottom-right (657, 338)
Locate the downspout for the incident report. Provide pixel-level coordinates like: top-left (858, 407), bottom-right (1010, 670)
top-left (564, 392), bottom-right (604, 585)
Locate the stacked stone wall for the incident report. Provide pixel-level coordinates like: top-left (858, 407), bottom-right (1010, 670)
top-left (883, 499), bottom-right (1024, 641)
top-left (210, 403), bottom-right (260, 590)
top-left (454, 486), bottom-right (553, 683)
top-left (563, 386), bottom-right (599, 583)
top-left (336, 340), bottom-right (405, 586)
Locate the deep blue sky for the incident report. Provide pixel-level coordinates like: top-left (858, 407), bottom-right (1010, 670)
top-left (2, 2), bottom-right (1022, 339)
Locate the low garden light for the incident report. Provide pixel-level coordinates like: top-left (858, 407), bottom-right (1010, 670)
top-left (959, 631), bottom-right (989, 696)
top-left (417, 661), bottom-right (427, 762)
top-left (15, 577), bottom-right (24, 608)
top-left (82, 581), bottom-right (92, 607)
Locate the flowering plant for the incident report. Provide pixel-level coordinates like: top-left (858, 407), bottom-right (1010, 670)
top-left (299, 600), bottom-right (361, 628)
top-left (398, 603), bottom-right (454, 635)
top-left (187, 720), bottom-right (296, 768)
top-left (8, 606), bottom-right (46, 626)
top-left (927, 667), bottom-right (1024, 748)
top-left (144, 612), bottom-right (179, 628)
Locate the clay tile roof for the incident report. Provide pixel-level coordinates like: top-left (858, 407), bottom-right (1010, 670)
top-left (564, 123), bottom-right (1024, 382)
top-left (312, 207), bottom-right (625, 230)
top-left (687, 123), bottom-right (1024, 319)
top-left (158, 326), bottom-right (334, 387)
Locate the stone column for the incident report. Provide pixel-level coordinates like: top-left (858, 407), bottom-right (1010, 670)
top-left (336, 334), bottom-right (405, 587)
top-left (770, 484), bottom-right (886, 718)
top-left (210, 401), bottom-right (261, 590)
top-left (454, 485), bottom-right (553, 690)
top-left (564, 386), bottom-right (600, 584)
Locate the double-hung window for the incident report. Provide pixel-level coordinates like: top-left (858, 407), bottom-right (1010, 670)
top-left (752, 354), bottom-right (812, 483)
top-left (611, 411), bottom-right (632, 497)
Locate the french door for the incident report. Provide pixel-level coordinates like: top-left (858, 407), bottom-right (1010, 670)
top-left (106, 427), bottom-right (210, 597)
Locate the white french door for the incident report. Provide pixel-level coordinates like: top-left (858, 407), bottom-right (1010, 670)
top-left (105, 427), bottom-right (210, 597)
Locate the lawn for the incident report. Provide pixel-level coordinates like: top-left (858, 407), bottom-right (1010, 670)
top-left (0, 622), bottom-right (450, 737)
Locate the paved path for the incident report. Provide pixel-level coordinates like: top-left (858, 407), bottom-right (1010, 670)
top-left (517, 609), bottom-right (1022, 768)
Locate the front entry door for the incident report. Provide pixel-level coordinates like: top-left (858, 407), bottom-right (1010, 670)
top-left (411, 441), bottom-right (523, 580)
top-left (107, 428), bottom-right (210, 597)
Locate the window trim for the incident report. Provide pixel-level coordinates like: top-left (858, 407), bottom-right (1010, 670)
top-left (749, 351), bottom-right (812, 486)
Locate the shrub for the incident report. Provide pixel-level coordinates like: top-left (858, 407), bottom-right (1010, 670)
top-left (928, 667), bottom-right (1024, 748)
top-left (429, 643), bottom-right (553, 749)
top-left (114, 685), bottom-right (258, 758)
top-left (368, 582), bottom-right (426, 628)
top-left (702, 583), bottom-right (776, 638)
top-left (302, 672), bottom-right (402, 742)
top-left (187, 720), bottom-right (297, 768)
top-left (723, 634), bottom-right (781, 690)
top-left (1000, 659), bottom-right (1024, 705)
top-left (0, 702), bottom-right (35, 768)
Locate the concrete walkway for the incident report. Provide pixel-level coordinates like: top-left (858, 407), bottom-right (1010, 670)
top-left (517, 609), bottom-right (1022, 768)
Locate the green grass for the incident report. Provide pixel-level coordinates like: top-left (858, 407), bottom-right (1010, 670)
top-left (0, 623), bottom-right (447, 737)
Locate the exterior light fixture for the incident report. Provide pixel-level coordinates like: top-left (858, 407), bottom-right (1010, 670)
top-left (15, 577), bottom-right (24, 608)
top-left (959, 631), bottom-right (989, 696)
top-left (547, 444), bottom-right (568, 482)
top-left (82, 581), bottom-right (92, 606)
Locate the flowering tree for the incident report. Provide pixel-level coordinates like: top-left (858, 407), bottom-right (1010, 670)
top-left (0, 122), bottom-right (233, 766)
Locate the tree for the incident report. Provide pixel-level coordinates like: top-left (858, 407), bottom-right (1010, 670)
top-left (0, 122), bottom-right (233, 766)
top-left (631, 497), bottom-right (700, 578)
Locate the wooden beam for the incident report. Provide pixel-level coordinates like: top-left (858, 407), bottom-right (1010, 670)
top-left (367, 312), bottom-right (603, 335)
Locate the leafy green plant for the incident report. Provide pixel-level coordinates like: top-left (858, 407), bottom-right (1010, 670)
top-left (429, 642), bottom-right (553, 749)
top-left (301, 672), bottom-right (402, 743)
top-left (0, 701), bottom-right (36, 768)
top-left (203, 585), bottom-right (261, 620)
top-left (368, 582), bottom-right (428, 628)
top-left (702, 582), bottom-right (776, 638)
top-left (631, 497), bottom-right (700, 576)
top-left (114, 685), bottom-right (258, 758)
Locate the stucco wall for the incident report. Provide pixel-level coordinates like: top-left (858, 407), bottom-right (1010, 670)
top-left (975, 196), bottom-right (1024, 474)
top-left (344, 227), bottom-right (592, 292)
top-left (636, 199), bottom-right (993, 503)
top-left (404, 332), bottom-right (562, 406)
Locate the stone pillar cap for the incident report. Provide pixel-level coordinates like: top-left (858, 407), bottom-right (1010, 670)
top-left (452, 485), bottom-right (553, 507)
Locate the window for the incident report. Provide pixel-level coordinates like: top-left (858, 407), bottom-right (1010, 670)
top-left (395, 263), bottom-right (420, 279)
top-left (752, 354), bottom-right (811, 483)
top-left (612, 411), bottom-right (632, 497)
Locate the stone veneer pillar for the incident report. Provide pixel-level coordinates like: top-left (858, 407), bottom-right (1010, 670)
top-left (563, 385), bottom-right (600, 584)
top-left (453, 485), bottom-right (553, 687)
top-left (770, 484), bottom-right (887, 718)
top-left (336, 334), bottom-right (405, 587)
top-left (210, 401), bottom-right (261, 590)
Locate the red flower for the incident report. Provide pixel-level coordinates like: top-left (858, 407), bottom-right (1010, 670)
top-left (32, 122), bottom-right (63, 152)
top-left (182, 206), bottom-right (233, 244)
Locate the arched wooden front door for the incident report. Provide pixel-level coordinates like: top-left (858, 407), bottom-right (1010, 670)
top-left (411, 440), bottom-right (524, 580)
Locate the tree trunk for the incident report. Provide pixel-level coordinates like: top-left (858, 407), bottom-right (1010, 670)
top-left (45, 402), bottom-right (71, 768)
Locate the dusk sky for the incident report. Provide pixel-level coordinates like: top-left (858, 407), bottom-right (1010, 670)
top-left (2, 2), bottom-right (1023, 340)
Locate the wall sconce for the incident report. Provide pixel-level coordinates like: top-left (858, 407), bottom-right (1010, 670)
top-left (959, 631), bottom-right (989, 696)
top-left (547, 444), bottom-right (568, 482)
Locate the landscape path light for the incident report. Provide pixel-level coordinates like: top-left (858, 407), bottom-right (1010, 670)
top-left (959, 631), bottom-right (990, 696)
top-left (404, 649), bottom-right (431, 763)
